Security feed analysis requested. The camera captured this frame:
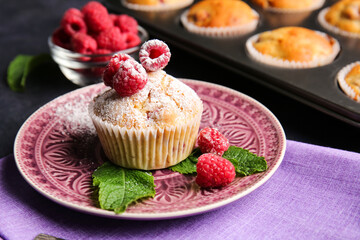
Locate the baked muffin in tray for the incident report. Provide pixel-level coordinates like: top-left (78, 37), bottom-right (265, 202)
top-left (251, 0), bottom-right (325, 12)
top-left (318, 0), bottom-right (360, 38)
top-left (250, 0), bottom-right (325, 26)
top-left (337, 62), bottom-right (360, 102)
top-left (245, 26), bottom-right (340, 68)
top-left (181, 0), bottom-right (259, 37)
top-left (122, 0), bottom-right (193, 11)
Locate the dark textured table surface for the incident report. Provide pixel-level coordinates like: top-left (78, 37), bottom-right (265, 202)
top-left (1, 0), bottom-right (359, 158)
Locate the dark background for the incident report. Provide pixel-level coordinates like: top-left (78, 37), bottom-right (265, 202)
top-left (1, 0), bottom-right (359, 157)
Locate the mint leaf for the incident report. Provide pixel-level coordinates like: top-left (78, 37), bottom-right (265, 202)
top-left (92, 162), bottom-right (156, 214)
top-left (169, 148), bottom-right (202, 174)
top-left (222, 146), bottom-right (267, 176)
top-left (7, 54), bottom-right (51, 92)
top-left (7, 55), bottom-right (32, 91)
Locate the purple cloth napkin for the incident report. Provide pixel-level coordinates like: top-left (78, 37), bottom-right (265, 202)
top-left (1, 140), bottom-right (360, 240)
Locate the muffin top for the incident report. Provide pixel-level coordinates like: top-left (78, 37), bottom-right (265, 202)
top-left (345, 63), bottom-right (360, 95)
top-left (126, 0), bottom-right (182, 5)
top-left (325, 0), bottom-right (360, 34)
top-left (187, 0), bottom-right (257, 27)
top-left (91, 70), bottom-right (203, 129)
top-left (251, 0), bottom-right (317, 9)
top-left (252, 26), bottom-right (336, 62)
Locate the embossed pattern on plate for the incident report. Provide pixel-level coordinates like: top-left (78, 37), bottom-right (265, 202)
top-left (14, 79), bottom-right (286, 220)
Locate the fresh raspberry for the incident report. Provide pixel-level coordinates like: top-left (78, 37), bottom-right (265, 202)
top-left (124, 32), bottom-right (141, 48)
top-left (63, 8), bottom-right (83, 18)
top-left (113, 59), bottom-right (148, 97)
top-left (71, 32), bottom-right (97, 54)
top-left (92, 48), bottom-right (112, 62)
top-left (95, 27), bottom-right (126, 51)
top-left (103, 53), bottom-right (131, 87)
top-left (197, 127), bottom-right (230, 155)
top-left (196, 153), bottom-right (235, 188)
top-left (52, 27), bottom-right (71, 49)
top-left (81, 1), bottom-right (113, 33)
top-left (113, 14), bottom-right (138, 34)
top-left (60, 12), bottom-right (87, 36)
top-left (139, 39), bottom-right (171, 72)
top-left (109, 14), bottom-right (118, 23)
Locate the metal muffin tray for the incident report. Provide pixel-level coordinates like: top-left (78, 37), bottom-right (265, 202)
top-left (105, 0), bottom-right (360, 127)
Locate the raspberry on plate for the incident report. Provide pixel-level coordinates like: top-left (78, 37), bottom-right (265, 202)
top-left (139, 39), bottom-right (171, 72)
top-left (71, 32), bottom-right (97, 54)
top-left (103, 53), bottom-right (132, 87)
top-left (197, 127), bottom-right (230, 155)
top-left (196, 153), bottom-right (236, 188)
top-left (113, 58), bottom-right (148, 97)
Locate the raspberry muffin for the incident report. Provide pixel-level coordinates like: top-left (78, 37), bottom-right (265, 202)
top-left (181, 0), bottom-right (259, 37)
top-left (89, 40), bottom-right (203, 170)
top-left (122, 0), bottom-right (193, 11)
top-left (318, 0), bottom-right (360, 38)
top-left (337, 62), bottom-right (360, 102)
top-left (246, 26), bottom-right (340, 68)
top-left (251, 0), bottom-right (325, 12)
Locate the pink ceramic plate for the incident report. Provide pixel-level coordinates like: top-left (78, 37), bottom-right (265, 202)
top-left (14, 80), bottom-right (286, 220)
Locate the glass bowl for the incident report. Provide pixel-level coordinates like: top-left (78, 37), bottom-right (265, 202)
top-left (48, 26), bottom-right (149, 86)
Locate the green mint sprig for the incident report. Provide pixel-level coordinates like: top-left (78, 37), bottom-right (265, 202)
top-left (93, 146), bottom-right (267, 214)
top-left (92, 162), bottom-right (156, 214)
top-left (7, 54), bottom-right (51, 92)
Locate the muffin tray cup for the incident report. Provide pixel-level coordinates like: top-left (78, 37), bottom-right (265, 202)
top-left (105, 0), bottom-right (360, 127)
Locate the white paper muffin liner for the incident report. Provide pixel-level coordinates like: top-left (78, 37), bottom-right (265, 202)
top-left (318, 7), bottom-right (360, 39)
top-left (180, 10), bottom-right (259, 38)
top-left (245, 30), bottom-right (341, 69)
top-left (89, 102), bottom-right (202, 170)
top-left (121, 0), bottom-right (193, 11)
top-left (258, 0), bottom-right (325, 13)
top-left (337, 61), bottom-right (360, 102)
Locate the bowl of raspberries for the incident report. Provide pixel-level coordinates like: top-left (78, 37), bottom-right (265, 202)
top-left (48, 1), bottom-right (148, 86)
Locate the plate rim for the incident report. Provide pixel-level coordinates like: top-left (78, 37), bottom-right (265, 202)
top-left (14, 79), bottom-right (286, 220)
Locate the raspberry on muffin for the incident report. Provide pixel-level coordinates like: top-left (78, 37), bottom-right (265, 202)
top-left (139, 39), bottom-right (171, 72)
top-left (113, 58), bottom-right (148, 97)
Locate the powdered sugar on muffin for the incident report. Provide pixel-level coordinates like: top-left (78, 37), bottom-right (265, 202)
top-left (91, 70), bottom-right (202, 129)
